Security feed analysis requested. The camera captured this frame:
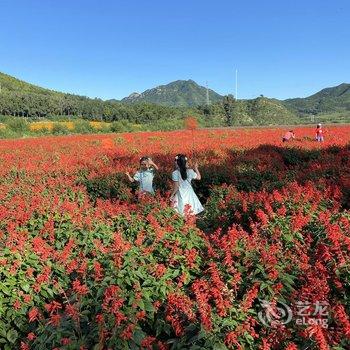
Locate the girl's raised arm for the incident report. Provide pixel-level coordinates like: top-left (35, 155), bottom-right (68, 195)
top-left (193, 162), bottom-right (201, 180)
top-left (148, 158), bottom-right (159, 170)
top-left (125, 171), bottom-right (135, 182)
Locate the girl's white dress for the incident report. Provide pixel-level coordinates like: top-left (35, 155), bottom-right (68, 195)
top-left (172, 169), bottom-right (204, 215)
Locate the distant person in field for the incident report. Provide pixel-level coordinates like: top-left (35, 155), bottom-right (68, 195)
top-left (125, 156), bottom-right (158, 195)
top-left (315, 123), bottom-right (324, 142)
top-left (282, 130), bottom-right (295, 142)
top-left (170, 154), bottom-right (204, 216)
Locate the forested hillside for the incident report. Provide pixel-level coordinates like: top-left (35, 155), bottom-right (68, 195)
top-left (0, 72), bottom-right (298, 126)
top-left (0, 72), bottom-right (191, 123)
top-left (1, 72), bottom-right (349, 128)
top-left (283, 83), bottom-right (350, 115)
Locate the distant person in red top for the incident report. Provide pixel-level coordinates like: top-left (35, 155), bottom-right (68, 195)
top-left (282, 130), bottom-right (295, 142)
top-left (315, 124), bottom-right (324, 142)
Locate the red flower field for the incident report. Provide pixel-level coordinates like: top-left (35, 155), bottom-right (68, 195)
top-left (0, 125), bottom-right (350, 350)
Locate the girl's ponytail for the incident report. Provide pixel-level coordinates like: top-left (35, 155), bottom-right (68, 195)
top-left (175, 154), bottom-right (187, 180)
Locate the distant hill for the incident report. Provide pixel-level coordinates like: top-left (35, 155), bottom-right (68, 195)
top-left (0, 72), bottom-right (181, 121)
top-left (247, 97), bottom-right (298, 125)
top-left (0, 72), bottom-right (63, 96)
top-left (122, 80), bottom-right (223, 107)
top-left (1, 71), bottom-right (349, 127)
top-left (197, 95), bottom-right (298, 126)
top-left (283, 83), bottom-right (350, 115)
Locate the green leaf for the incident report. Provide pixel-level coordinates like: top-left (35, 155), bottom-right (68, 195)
top-left (283, 233), bottom-right (293, 242)
top-left (138, 300), bottom-right (145, 310)
top-left (0, 285), bottom-right (11, 296)
top-left (6, 329), bottom-right (18, 344)
top-left (213, 342), bottom-right (228, 350)
top-left (0, 325), bottom-right (7, 338)
top-left (132, 329), bottom-right (146, 346)
top-left (144, 300), bottom-right (154, 312)
top-left (21, 283), bottom-right (30, 293)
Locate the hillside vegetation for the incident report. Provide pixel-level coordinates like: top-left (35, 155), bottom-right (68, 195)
top-left (283, 83), bottom-right (350, 115)
top-left (0, 72), bottom-right (349, 134)
top-left (122, 79), bottom-right (223, 107)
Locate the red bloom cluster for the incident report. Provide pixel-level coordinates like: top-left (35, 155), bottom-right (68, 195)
top-left (1, 126), bottom-right (350, 349)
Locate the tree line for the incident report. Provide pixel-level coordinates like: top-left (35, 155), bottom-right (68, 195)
top-left (0, 89), bottom-right (297, 127)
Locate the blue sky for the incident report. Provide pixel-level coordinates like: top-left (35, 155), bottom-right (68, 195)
top-left (1, 0), bottom-right (349, 100)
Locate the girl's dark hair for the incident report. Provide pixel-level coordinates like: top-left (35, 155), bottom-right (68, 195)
top-left (140, 156), bottom-right (149, 163)
top-left (176, 154), bottom-right (187, 180)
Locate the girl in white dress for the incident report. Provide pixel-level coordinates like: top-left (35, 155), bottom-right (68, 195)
top-left (170, 154), bottom-right (204, 216)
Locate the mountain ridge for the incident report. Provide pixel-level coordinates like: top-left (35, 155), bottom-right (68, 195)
top-left (1, 71), bottom-right (349, 123)
top-left (121, 79), bottom-right (223, 107)
top-left (283, 83), bottom-right (350, 115)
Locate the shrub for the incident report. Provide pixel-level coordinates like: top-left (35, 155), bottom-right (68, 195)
top-left (281, 147), bottom-right (321, 166)
top-left (82, 173), bottom-right (133, 202)
top-left (51, 123), bottom-right (70, 135)
top-left (73, 120), bottom-right (94, 134)
top-left (110, 121), bottom-right (127, 133)
top-left (7, 118), bottom-right (28, 133)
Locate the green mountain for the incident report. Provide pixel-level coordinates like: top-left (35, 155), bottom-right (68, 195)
top-left (247, 97), bottom-right (298, 125)
top-left (0, 72), bottom-right (62, 96)
top-left (0, 71), bottom-right (348, 127)
top-left (283, 83), bottom-right (350, 115)
top-left (0, 72), bottom-right (186, 122)
top-left (197, 95), bottom-right (298, 126)
top-left (121, 80), bottom-right (223, 107)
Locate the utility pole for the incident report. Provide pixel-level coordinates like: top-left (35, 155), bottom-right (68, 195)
top-left (206, 81), bottom-right (210, 105)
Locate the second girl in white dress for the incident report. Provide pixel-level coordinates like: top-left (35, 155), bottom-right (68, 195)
top-left (170, 154), bottom-right (204, 216)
